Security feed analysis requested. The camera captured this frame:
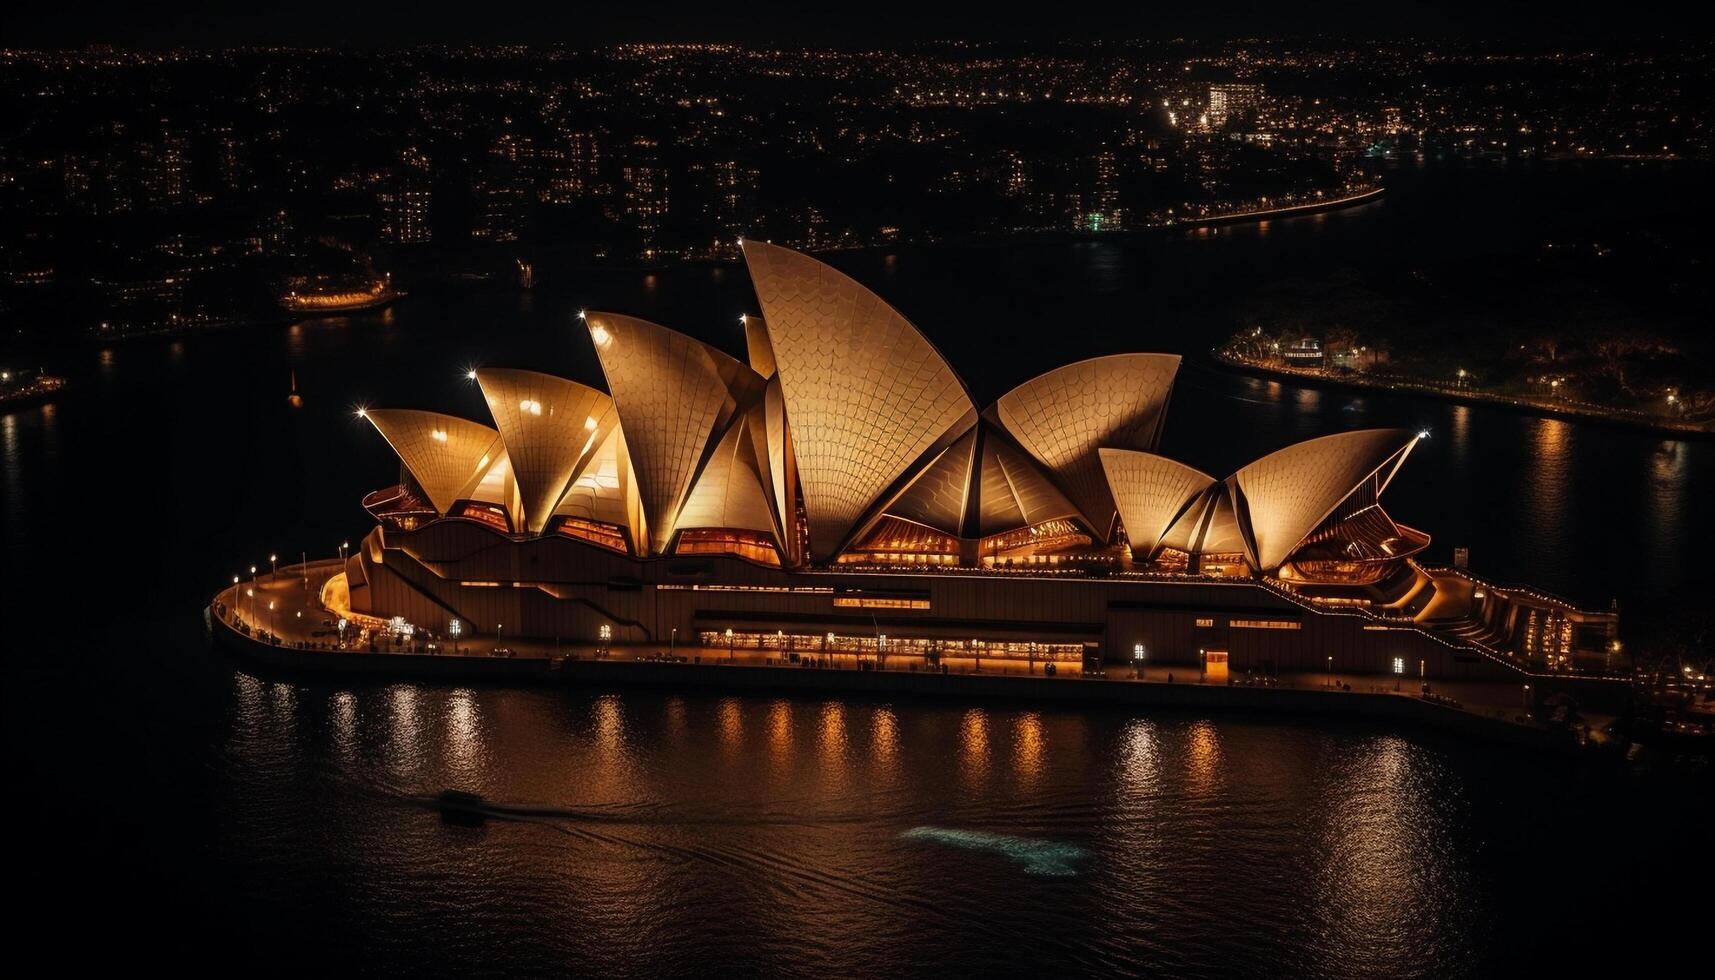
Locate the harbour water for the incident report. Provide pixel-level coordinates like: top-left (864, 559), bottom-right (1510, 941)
top-left (4, 160), bottom-right (1709, 975)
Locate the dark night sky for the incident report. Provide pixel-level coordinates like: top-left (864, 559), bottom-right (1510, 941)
top-left (4, 1), bottom-right (1711, 48)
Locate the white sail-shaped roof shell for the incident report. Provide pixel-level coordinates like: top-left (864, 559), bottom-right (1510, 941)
top-left (742, 239), bottom-right (977, 560)
top-left (1227, 428), bottom-right (1419, 571)
top-left (475, 368), bottom-right (617, 535)
top-left (976, 432), bottom-right (1082, 538)
top-left (674, 401), bottom-right (778, 539)
top-left (1158, 483), bottom-right (1246, 556)
top-left (466, 452), bottom-right (522, 528)
top-left (585, 311), bottom-right (763, 554)
top-left (991, 353), bottom-right (1181, 541)
top-left (878, 424), bottom-right (1083, 542)
top-left (551, 425), bottom-right (632, 533)
top-left (362, 409), bottom-right (504, 516)
top-left (1099, 449), bottom-right (1215, 558)
top-left (763, 378), bottom-right (794, 532)
top-left (742, 314), bottom-right (776, 378)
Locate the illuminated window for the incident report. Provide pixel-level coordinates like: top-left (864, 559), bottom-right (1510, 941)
top-left (657, 583), bottom-right (833, 595)
top-left (1230, 619), bottom-right (1301, 630)
top-left (558, 518), bottom-right (629, 554)
top-left (456, 503), bottom-right (511, 531)
top-left (834, 595), bottom-right (930, 610)
top-left (674, 528), bottom-right (780, 566)
top-left (1195, 617), bottom-right (1215, 627)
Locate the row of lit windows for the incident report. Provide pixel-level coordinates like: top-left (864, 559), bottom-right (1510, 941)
top-left (1194, 617), bottom-right (1301, 629)
top-left (675, 529), bottom-right (781, 566)
top-left (698, 630), bottom-right (1085, 659)
top-left (832, 596), bottom-right (931, 610)
top-left (657, 583), bottom-right (834, 594)
top-left (559, 519), bottom-right (629, 554)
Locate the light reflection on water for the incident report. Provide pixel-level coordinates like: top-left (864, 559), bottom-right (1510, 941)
top-left (1185, 720), bottom-right (1224, 797)
top-left (959, 707), bottom-right (990, 786)
top-left (1449, 403), bottom-right (1472, 470)
top-left (215, 685), bottom-right (1522, 975)
top-left (1012, 712), bottom-right (1044, 789)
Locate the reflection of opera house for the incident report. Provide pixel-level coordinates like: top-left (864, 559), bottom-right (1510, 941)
top-left (343, 240), bottom-right (1615, 679)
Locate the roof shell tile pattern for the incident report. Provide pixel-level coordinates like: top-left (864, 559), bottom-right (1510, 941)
top-left (742, 315), bottom-right (776, 378)
top-left (979, 433), bottom-right (1082, 537)
top-left (475, 368), bottom-right (617, 534)
top-left (990, 353), bottom-right (1182, 540)
top-left (884, 425), bottom-right (977, 536)
top-left (361, 409), bottom-right (504, 516)
top-left (763, 377), bottom-right (797, 552)
top-left (585, 311), bottom-right (764, 553)
top-left (1227, 428), bottom-right (1419, 570)
top-left (1098, 449), bottom-right (1215, 558)
top-left (551, 426), bottom-right (631, 532)
top-left (1158, 484), bottom-right (1247, 556)
top-left (742, 239), bottom-right (977, 560)
top-left (466, 452), bottom-right (522, 525)
top-left (674, 402), bottom-right (778, 539)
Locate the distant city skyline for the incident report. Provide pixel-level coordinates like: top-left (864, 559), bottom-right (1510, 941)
top-left (6, 2), bottom-right (1713, 48)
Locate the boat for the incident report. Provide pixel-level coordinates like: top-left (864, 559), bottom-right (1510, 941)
top-left (0, 370), bottom-right (68, 410)
top-left (281, 274), bottom-right (404, 316)
top-left (434, 789), bottom-right (488, 826)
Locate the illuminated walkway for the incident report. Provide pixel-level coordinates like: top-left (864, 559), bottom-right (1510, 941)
top-left (213, 561), bottom-right (1554, 731)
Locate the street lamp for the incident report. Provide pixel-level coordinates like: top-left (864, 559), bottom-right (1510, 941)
top-left (726, 627), bottom-right (734, 661)
top-left (599, 623), bottom-right (612, 657)
top-left (337, 617), bottom-right (347, 648)
top-left (1133, 642), bottom-right (1146, 679)
top-left (269, 553), bottom-right (277, 581)
top-left (449, 618), bottom-right (462, 654)
top-left (670, 627), bottom-right (677, 658)
top-left (267, 600), bottom-right (275, 641)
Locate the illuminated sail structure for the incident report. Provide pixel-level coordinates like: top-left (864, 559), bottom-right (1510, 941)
top-left (357, 243), bottom-right (1427, 580)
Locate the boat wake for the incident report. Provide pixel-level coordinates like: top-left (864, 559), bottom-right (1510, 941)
top-left (900, 826), bottom-right (1088, 876)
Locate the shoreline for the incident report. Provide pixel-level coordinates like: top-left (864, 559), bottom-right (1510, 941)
top-left (1172, 186), bottom-right (1386, 227)
top-left (1210, 351), bottom-right (1710, 441)
top-left (6, 188), bottom-right (1388, 354)
top-left (207, 593), bottom-right (1590, 753)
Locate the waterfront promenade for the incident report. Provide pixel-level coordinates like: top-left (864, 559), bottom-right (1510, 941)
top-left (211, 561), bottom-right (1596, 749)
top-left (1213, 348), bottom-right (1710, 439)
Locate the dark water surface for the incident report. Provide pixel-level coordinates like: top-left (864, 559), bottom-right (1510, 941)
top-left (5, 162), bottom-right (1710, 975)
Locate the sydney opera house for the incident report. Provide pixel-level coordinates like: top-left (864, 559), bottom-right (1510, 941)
top-left (340, 240), bottom-right (1616, 679)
